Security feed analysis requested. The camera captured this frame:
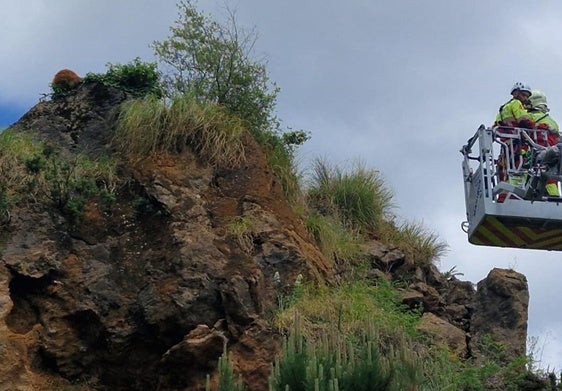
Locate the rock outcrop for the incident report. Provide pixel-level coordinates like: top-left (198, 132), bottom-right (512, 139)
top-left (404, 265), bottom-right (529, 364)
top-left (0, 82), bottom-right (331, 390)
top-left (0, 81), bottom-right (532, 390)
top-left (471, 268), bottom-right (529, 363)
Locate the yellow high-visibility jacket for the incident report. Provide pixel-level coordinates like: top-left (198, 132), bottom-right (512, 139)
top-left (495, 98), bottom-right (532, 127)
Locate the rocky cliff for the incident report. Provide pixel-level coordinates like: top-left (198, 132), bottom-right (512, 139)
top-left (0, 82), bottom-right (531, 390)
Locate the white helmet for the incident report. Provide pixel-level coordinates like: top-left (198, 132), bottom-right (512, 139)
top-left (529, 90), bottom-right (548, 108)
top-left (511, 82), bottom-right (532, 95)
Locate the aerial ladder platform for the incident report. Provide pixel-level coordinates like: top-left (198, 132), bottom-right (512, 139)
top-left (461, 125), bottom-right (562, 250)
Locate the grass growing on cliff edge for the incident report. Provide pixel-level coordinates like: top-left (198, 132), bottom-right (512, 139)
top-left (307, 159), bottom-right (394, 233)
top-left (304, 158), bottom-right (448, 267)
top-left (115, 94), bottom-right (246, 167)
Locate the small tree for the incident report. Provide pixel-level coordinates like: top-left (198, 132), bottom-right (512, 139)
top-left (151, 0), bottom-right (279, 135)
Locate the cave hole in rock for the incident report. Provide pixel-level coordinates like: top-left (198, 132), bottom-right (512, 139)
top-left (6, 271), bottom-right (53, 334)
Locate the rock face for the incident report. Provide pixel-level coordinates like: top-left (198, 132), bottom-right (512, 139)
top-left (0, 82), bottom-right (532, 390)
top-left (471, 268), bottom-right (529, 363)
top-left (0, 82), bottom-right (331, 390)
top-left (392, 255), bottom-right (529, 364)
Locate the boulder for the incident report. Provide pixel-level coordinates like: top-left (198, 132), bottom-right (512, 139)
top-left (418, 312), bottom-right (467, 357)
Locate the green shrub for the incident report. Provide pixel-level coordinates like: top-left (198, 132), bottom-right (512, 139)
top-left (0, 130), bottom-right (118, 222)
top-left (84, 57), bottom-right (162, 98)
top-left (270, 312), bottom-right (423, 391)
top-left (29, 152), bottom-right (118, 222)
top-left (50, 82), bottom-right (79, 98)
top-left (152, 0), bottom-right (278, 136)
top-left (206, 348), bottom-right (247, 391)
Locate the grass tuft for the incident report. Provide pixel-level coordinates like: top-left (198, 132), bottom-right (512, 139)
top-left (305, 212), bottom-right (365, 268)
top-left (378, 219), bottom-right (449, 265)
top-left (307, 158), bottom-right (394, 234)
top-left (115, 95), bottom-right (246, 167)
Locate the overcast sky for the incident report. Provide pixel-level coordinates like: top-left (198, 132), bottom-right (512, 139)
top-left (2, 0), bottom-right (562, 370)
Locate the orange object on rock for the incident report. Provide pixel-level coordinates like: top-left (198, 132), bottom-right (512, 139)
top-left (52, 69), bottom-right (83, 90)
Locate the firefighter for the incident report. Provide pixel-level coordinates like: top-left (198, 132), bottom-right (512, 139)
top-left (494, 82), bottom-right (534, 128)
top-left (528, 90), bottom-right (560, 147)
top-left (529, 90), bottom-right (561, 197)
top-left (494, 83), bottom-right (535, 189)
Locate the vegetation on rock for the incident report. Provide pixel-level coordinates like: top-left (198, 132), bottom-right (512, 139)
top-left (84, 57), bottom-right (163, 98)
top-left (4, 1), bottom-right (559, 390)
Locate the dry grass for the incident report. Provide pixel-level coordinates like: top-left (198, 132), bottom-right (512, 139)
top-left (115, 95), bottom-right (246, 167)
top-left (378, 219), bottom-right (449, 265)
top-left (114, 95), bottom-right (168, 156)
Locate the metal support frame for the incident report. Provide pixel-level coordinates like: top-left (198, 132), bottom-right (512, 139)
top-left (461, 125), bottom-right (562, 250)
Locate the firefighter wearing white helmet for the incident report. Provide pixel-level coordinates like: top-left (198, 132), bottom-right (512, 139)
top-left (529, 90), bottom-right (560, 146)
top-left (494, 83), bottom-right (535, 192)
top-left (494, 82), bottom-right (534, 128)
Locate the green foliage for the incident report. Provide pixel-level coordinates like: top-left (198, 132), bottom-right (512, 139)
top-left (227, 216), bottom-right (254, 254)
top-left (0, 130), bottom-right (118, 223)
top-left (151, 0), bottom-right (310, 203)
top-left (270, 312), bottom-right (423, 391)
top-left (275, 281), bottom-right (543, 390)
top-left (305, 212), bottom-right (365, 267)
top-left (206, 348), bottom-right (247, 391)
top-left (0, 128), bottom-right (43, 178)
top-left (0, 184), bottom-right (11, 225)
top-left (264, 130), bottom-right (310, 206)
top-left (115, 94), bottom-right (246, 167)
top-left (152, 0), bottom-right (279, 136)
top-left (276, 281), bottom-right (421, 339)
top-left (443, 265), bottom-right (465, 280)
top-left (26, 150), bottom-right (118, 222)
top-left (50, 82), bottom-right (79, 98)
top-left (307, 159), bottom-right (394, 234)
top-left (304, 158), bottom-right (448, 266)
top-left (84, 57), bottom-right (162, 98)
